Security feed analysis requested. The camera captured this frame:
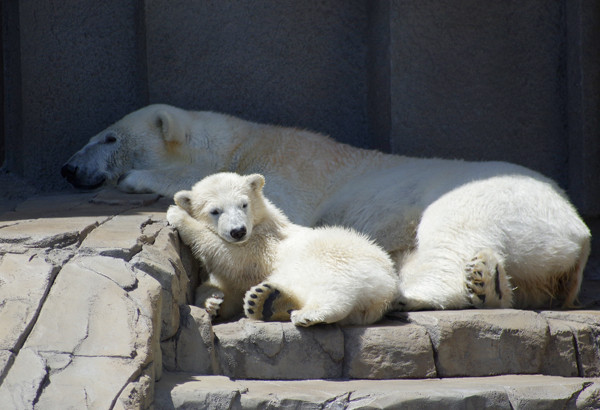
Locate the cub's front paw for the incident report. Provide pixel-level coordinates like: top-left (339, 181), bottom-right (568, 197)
top-left (465, 249), bottom-right (513, 308)
top-left (204, 295), bottom-right (224, 318)
top-left (166, 205), bottom-right (187, 228)
top-left (196, 290), bottom-right (224, 318)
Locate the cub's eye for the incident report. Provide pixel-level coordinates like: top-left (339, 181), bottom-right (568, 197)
top-left (209, 209), bottom-right (220, 216)
top-left (242, 203), bottom-right (248, 209)
top-left (104, 134), bottom-right (117, 144)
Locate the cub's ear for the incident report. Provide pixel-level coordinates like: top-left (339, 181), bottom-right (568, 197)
top-left (155, 110), bottom-right (187, 143)
top-left (174, 190), bottom-right (193, 214)
top-left (247, 174), bottom-right (265, 192)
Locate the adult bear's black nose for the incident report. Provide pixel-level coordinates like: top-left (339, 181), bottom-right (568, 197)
top-left (61, 163), bottom-right (77, 179)
top-left (230, 226), bottom-right (247, 241)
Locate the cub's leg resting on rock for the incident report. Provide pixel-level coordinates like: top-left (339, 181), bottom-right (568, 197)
top-left (243, 282), bottom-right (366, 327)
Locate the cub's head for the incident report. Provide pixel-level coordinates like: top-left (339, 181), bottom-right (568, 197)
top-left (174, 173), bottom-right (266, 244)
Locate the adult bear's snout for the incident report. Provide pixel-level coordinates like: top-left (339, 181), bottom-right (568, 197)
top-left (61, 163), bottom-right (77, 179)
top-left (61, 162), bottom-right (105, 190)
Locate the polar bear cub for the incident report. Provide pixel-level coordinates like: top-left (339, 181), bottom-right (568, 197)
top-left (166, 172), bottom-right (399, 326)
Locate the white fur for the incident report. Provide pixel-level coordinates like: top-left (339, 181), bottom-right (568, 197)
top-left (68, 104), bottom-right (591, 310)
top-left (272, 225), bottom-right (399, 326)
top-left (166, 172), bottom-right (399, 325)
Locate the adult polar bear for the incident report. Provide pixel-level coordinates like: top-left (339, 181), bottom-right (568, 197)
top-left (62, 104), bottom-right (591, 310)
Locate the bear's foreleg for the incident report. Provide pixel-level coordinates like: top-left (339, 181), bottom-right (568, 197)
top-left (118, 166), bottom-right (211, 197)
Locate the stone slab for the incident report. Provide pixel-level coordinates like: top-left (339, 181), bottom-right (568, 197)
top-left (33, 355), bottom-right (141, 409)
top-left (402, 309), bottom-right (550, 377)
top-left (342, 321), bottom-right (436, 379)
top-left (0, 254), bottom-right (57, 351)
top-left (23, 259), bottom-right (141, 357)
top-left (79, 213), bottom-right (155, 259)
top-left (131, 226), bottom-right (190, 341)
top-left (213, 319), bottom-right (344, 380)
top-left (0, 348), bottom-right (47, 409)
top-left (155, 373), bottom-right (600, 410)
top-left (207, 308), bottom-right (600, 380)
top-left (0, 216), bottom-right (103, 253)
top-left (168, 305), bottom-right (217, 374)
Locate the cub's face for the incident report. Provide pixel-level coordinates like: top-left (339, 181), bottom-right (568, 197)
top-left (174, 173), bottom-right (265, 244)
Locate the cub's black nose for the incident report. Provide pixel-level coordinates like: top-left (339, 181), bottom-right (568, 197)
top-left (230, 226), bottom-right (247, 240)
top-left (61, 163), bottom-right (77, 178)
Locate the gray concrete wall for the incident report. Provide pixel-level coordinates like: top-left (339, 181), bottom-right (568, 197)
top-left (2, 0), bottom-right (599, 216)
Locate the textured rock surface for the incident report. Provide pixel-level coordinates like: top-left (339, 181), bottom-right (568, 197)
top-left (342, 322), bottom-right (436, 379)
top-left (214, 319), bottom-right (344, 380)
top-left (154, 373), bottom-right (600, 410)
top-left (0, 191), bottom-right (192, 408)
top-left (1, 190), bottom-right (599, 409)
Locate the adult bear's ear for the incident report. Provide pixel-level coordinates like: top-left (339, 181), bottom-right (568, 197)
top-left (247, 174), bottom-right (265, 192)
top-left (174, 190), bottom-right (193, 213)
top-left (155, 110), bottom-right (187, 143)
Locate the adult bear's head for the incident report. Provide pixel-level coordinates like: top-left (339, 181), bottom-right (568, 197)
top-left (61, 104), bottom-right (193, 190)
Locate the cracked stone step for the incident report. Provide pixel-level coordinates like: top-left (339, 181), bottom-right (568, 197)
top-left (0, 193), bottom-right (165, 256)
top-left (0, 254), bottom-right (59, 380)
top-left (166, 309), bottom-right (600, 380)
top-left (154, 373), bottom-right (600, 409)
top-left (0, 192), bottom-right (194, 410)
top-left (0, 216), bottom-right (103, 253)
top-left (0, 254), bottom-right (165, 409)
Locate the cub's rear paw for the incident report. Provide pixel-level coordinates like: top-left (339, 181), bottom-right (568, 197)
top-left (465, 249), bottom-right (513, 308)
top-left (244, 282), bottom-right (298, 322)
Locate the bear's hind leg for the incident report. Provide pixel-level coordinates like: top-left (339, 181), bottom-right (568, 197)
top-left (398, 247), bottom-right (514, 310)
top-left (243, 282), bottom-right (300, 322)
top-left (465, 248), bottom-right (514, 308)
